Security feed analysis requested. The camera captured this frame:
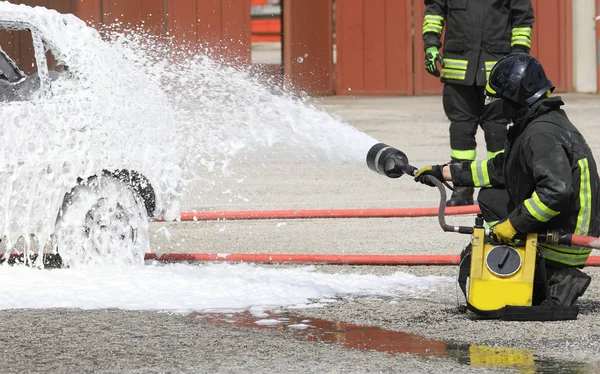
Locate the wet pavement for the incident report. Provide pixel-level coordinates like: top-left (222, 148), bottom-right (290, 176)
top-left (5, 94), bottom-right (600, 373)
top-left (190, 311), bottom-right (596, 374)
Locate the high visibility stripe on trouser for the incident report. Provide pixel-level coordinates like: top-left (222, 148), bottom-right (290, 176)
top-left (540, 244), bottom-right (591, 267)
top-left (451, 149), bottom-right (476, 161)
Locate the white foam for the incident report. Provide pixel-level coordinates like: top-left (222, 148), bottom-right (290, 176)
top-left (0, 262), bottom-right (451, 311)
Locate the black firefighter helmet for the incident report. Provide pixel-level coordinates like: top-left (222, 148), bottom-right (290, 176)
top-left (485, 53), bottom-right (555, 106)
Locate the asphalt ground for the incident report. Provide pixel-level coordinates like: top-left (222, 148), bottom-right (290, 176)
top-left (5, 93), bottom-right (600, 373)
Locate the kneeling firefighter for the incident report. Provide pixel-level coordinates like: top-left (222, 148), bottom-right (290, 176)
top-left (415, 53), bottom-right (599, 306)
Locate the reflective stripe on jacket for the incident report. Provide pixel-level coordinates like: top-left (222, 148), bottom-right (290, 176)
top-left (423, 0), bottom-right (534, 86)
top-left (450, 97), bottom-right (600, 266)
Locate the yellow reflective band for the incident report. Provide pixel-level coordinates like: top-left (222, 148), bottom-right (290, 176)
top-left (443, 58), bottom-right (468, 70)
top-left (511, 38), bottom-right (532, 48)
top-left (451, 149), bottom-right (476, 160)
top-left (423, 20), bottom-right (443, 27)
top-left (470, 160), bottom-right (491, 187)
top-left (576, 158), bottom-right (592, 235)
top-left (484, 61), bottom-right (497, 71)
top-left (423, 25), bottom-right (443, 34)
top-left (542, 243), bottom-right (592, 256)
top-left (540, 245), bottom-right (591, 266)
top-left (423, 27), bottom-right (443, 35)
top-left (424, 14), bottom-right (444, 22)
top-left (524, 192), bottom-right (560, 223)
top-left (440, 69), bottom-right (466, 80)
top-left (486, 220), bottom-right (499, 228)
top-left (512, 27), bottom-right (532, 35)
top-left (423, 22), bottom-right (443, 29)
top-left (487, 150), bottom-right (503, 159)
top-left (485, 61), bottom-right (496, 79)
top-left (511, 34), bottom-right (531, 41)
top-left (485, 81), bottom-right (497, 96)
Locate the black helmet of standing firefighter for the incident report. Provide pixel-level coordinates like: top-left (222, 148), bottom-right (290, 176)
top-left (485, 53), bottom-right (555, 107)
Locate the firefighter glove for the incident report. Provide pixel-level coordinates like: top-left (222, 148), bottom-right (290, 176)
top-left (492, 219), bottom-right (518, 244)
top-left (414, 164), bottom-right (445, 187)
top-left (425, 46), bottom-right (444, 77)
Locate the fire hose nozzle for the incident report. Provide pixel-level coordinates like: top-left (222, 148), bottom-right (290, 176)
top-left (366, 143), bottom-right (418, 178)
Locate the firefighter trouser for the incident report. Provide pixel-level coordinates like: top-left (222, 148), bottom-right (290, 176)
top-left (442, 83), bottom-right (509, 160)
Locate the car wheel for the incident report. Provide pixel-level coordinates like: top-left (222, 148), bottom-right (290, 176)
top-left (53, 174), bottom-right (150, 267)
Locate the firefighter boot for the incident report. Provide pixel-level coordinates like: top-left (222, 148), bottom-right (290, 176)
top-left (546, 267), bottom-right (592, 306)
top-left (447, 187), bottom-right (474, 206)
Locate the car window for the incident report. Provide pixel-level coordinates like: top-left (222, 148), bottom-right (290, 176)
top-left (0, 29), bottom-right (64, 101)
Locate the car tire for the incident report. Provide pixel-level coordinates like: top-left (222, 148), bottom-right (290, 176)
top-left (53, 173), bottom-right (150, 267)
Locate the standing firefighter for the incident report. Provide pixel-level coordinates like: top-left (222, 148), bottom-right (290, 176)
top-left (422, 0), bottom-right (534, 206)
top-left (415, 54), bottom-right (598, 306)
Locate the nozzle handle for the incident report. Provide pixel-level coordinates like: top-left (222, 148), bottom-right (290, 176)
top-left (428, 175), bottom-right (474, 235)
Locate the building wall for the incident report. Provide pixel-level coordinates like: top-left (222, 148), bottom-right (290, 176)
top-left (1, 1), bottom-right (597, 95)
top-left (572, 0), bottom-right (597, 93)
top-left (336, 0), bottom-right (573, 95)
top-left (0, 0), bottom-right (251, 72)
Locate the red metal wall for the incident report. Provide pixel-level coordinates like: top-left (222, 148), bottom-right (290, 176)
top-left (283, 0), bottom-right (333, 95)
top-left (528, 0), bottom-right (572, 93)
top-left (103, 0), bottom-right (166, 34)
top-left (335, 0), bottom-right (413, 95)
top-left (0, 0), bottom-right (577, 96)
top-left (0, 0), bottom-right (251, 69)
top-left (341, 0), bottom-right (573, 95)
top-left (166, 0), bottom-right (251, 64)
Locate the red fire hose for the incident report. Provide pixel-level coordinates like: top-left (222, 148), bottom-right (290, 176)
top-left (3, 253), bottom-right (600, 266)
top-left (570, 234), bottom-right (600, 250)
top-left (143, 253), bottom-right (600, 266)
top-left (168, 205), bottom-right (481, 222)
top-left (144, 253), bottom-right (460, 265)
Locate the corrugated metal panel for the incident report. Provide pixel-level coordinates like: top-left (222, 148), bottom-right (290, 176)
top-left (101, 0), bottom-right (165, 33)
top-left (283, 0), bottom-right (333, 95)
top-left (71, 0), bottom-right (102, 27)
top-left (530, 0), bottom-right (573, 92)
top-left (166, 0), bottom-right (197, 42)
top-left (335, 0), bottom-right (413, 95)
top-left (221, 0), bottom-right (251, 64)
top-left (166, 0), bottom-right (251, 64)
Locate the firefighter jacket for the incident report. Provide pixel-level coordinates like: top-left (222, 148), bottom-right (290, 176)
top-left (450, 97), bottom-right (600, 266)
top-left (423, 0), bottom-right (534, 86)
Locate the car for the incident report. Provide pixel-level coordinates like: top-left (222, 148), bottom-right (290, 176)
top-left (0, 3), bottom-right (184, 267)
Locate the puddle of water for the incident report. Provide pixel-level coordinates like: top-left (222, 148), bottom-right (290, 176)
top-left (188, 311), bottom-right (596, 374)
